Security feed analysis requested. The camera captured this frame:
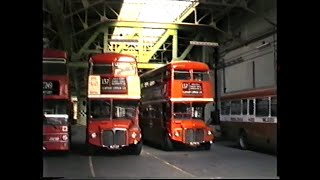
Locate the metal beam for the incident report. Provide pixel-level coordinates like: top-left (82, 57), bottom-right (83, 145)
top-left (178, 33), bottom-right (202, 60)
top-left (137, 63), bottom-right (166, 69)
top-left (139, 30), bottom-right (173, 63)
top-left (75, 30), bottom-right (100, 59)
top-left (73, 20), bottom-right (215, 36)
top-left (172, 30), bottom-right (178, 60)
top-left (242, 7), bottom-right (277, 27)
top-left (198, 0), bottom-right (250, 7)
top-left (69, 61), bottom-right (88, 68)
top-left (64, 0), bottom-right (105, 19)
top-left (103, 28), bottom-right (109, 53)
top-left (177, 2), bottom-right (199, 23)
top-left (46, 0), bottom-right (72, 55)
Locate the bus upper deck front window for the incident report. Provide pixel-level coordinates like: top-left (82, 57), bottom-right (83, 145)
top-left (114, 62), bottom-right (136, 76)
top-left (92, 64), bottom-right (113, 75)
top-left (193, 71), bottom-right (209, 81)
top-left (174, 71), bottom-right (190, 80)
top-left (43, 61), bottom-right (67, 75)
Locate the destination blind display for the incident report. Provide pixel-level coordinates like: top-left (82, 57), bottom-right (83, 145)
top-left (101, 77), bottom-right (127, 94)
top-left (182, 82), bottom-right (203, 96)
top-left (43, 81), bottom-right (60, 95)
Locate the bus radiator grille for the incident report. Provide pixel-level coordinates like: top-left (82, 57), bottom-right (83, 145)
top-left (114, 130), bottom-right (126, 146)
top-left (102, 130), bottom-right (127, 146)
top-left (102, 130), bottom-right (113, 146)
top-left (185, 129), bottom-right (204, 143)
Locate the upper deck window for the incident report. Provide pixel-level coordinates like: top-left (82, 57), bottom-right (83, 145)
top-left (193, 72), bottom-right (209, 81)
top-left (92, 64), bottom-right (113, 75)
top-left (114, 62), bottom-right (137, 76)
top-left (43, 60), bottom-right (67, 75)
top-left (174, 71), bottom-right (190, 80)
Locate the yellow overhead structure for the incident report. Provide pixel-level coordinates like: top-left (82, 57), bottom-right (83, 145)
top-left (103, 0), bottom-right (199, 69)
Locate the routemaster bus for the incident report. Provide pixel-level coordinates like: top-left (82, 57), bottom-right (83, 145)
top-left (219, 87), bottom-right (277, 152)
top-left (140, 60), bottom-right (215, 151)
top-left (86, 53), bottom-right (142, 155)
top-left (43, 48), bottom-right (72, 152)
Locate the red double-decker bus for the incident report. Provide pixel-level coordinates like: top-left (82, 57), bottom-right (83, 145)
top-left (86, 53), bottom-right (142, 155)
top-left (43, 48), bottom-right (72, 152)
top-left (140, 60), bottom-right (215, 151)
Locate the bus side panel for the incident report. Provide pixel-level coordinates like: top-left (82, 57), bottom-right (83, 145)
top-left (220, 121), bottom-right (277, 151)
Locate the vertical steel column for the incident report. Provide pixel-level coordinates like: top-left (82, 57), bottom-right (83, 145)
top-left (103, 28), bottom-right (109, 53)
top-left (138, 28), bottom-right (144, 62)
top-left (172, 30), bottom-right (178, 60)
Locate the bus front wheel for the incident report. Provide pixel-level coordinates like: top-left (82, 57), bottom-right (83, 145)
top-left (87, 144), bottom-right (96, 155)
top-left (161, 132), bottom-right (174, 151)
top-left (203, 142), bottom-right (211, 150)
top-left (128, 141), bottom-right (143, 155)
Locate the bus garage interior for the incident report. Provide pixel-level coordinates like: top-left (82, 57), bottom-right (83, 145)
top-left (43, 0), bottom-right (277, 179)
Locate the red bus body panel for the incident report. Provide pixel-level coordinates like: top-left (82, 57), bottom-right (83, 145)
top-left (87, 53), bottom-right (141, 150)
top-left (43, 49), bottom-right (70, 151)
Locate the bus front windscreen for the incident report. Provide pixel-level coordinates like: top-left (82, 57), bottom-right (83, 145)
top-left (173, 102), bottom-right (204, 120)
top-left (113, 101), bottom-right (138, 120)
top-left (43, 100), bottom-right (69, 125)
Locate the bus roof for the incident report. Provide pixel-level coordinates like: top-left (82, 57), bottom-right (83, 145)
top-left (90, 53), bottom-right (136, 64)
top-left (220, 87), bottom-right (277, 101)
top-left (43, 48), bottom-right (68, 59)
top-left (140, 60), bottom-right (210, 79)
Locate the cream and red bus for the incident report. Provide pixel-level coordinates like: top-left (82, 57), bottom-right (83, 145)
top-left (86, 53), bottom-right (142, 155)
top-left (43, 48), bottom-right (72, 152)
top-left (219, 87), bottom-right (277, 152)
top-left (140, 60), bottom-right (215, 151)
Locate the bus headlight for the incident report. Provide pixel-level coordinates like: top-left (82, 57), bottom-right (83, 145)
top-left (131, 132), bottom-right (137, 138)
top-left (174, 131), bottom-right (180, 137)
top-left (91, 133), bottom-right (97, 138)
top-left (62, 135), bottom-right (68, 141)
top-left (208, 131), bottom-right (212, 135)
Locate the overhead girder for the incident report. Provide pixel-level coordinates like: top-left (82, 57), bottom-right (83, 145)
top-left (74, 30), bottom-right (101, 60)
top-left (73, 20), bottom-right (215, 37)
top-left (177, 33), bottom-right (203, 60)
top-left (46, 0), bottom-right (72, 55)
